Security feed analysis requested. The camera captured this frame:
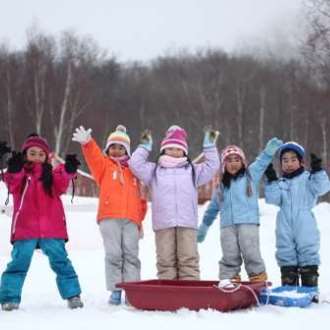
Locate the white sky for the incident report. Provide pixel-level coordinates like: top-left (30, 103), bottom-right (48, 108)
top-left (0, 0), bottom-right (303, 62)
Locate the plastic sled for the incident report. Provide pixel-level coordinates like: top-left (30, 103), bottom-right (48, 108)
top-left (116, 279), bottom-right (268, 312)
top-left (259, 285), bottom-right (318, 307)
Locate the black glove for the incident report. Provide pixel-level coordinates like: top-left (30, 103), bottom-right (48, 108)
top-left (265, 163), bottom-right (278, 182)
top-left (310, 153), bottom-right (322, 173)
top-left (0, 141), bottom-right (11, 160)
top-left (7, 151), bottom-right (24, 173)
top-left (65, 154), bottom-right (81, 173)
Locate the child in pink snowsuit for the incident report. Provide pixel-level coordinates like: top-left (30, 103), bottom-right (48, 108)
top-left (0, 134), bottom-right (83, 311)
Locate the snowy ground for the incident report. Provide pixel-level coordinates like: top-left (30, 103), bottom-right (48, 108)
top-left (0, 181), bottom-right (330, 330)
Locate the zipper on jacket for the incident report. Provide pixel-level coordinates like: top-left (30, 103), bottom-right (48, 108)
top-left (175, 168), bottom-right (178, 226)
top-left (12, 176), bottom-right (31, 235)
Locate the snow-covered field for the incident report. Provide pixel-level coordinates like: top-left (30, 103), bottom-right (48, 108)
top-left (1, 181), bottom-right (330, 330)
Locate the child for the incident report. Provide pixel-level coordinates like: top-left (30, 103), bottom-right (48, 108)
top-left (264, 142), bottom-right (330, 289)
top-left (72, 125), bottom-right (146, 305)
top-left (0, 134), bottom-right (83, 311)
top-left (197, 138), bottom-right (282, 284)
top-left (128, 125), bottom-right (220, 280)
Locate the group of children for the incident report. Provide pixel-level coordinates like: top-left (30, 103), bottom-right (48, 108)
top-left (0, 124), bottom-right (329, 311)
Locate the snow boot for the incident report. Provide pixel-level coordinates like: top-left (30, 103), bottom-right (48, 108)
top-left (280, 266), bottom-right (299, 286)
top-left (109, 289), bottom-right (122, 305)
top-left (300, 265), bottom-right (319, 303)
top-left (67, 295), bottom-right (84, 309)
top-left (249, 271), bottom-right (268, 282)
top-left (1, 302), bottom-right (19, 311)
top-left (300, 265), bottom-right (319, 287)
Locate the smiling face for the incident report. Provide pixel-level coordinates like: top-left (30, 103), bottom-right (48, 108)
top-left (164, 147), bottom-right (185, 158)
top-left (281, 151), bottom-right (301, 173)
top-left (26, 146), bottom-right (47, 163)
top-left (107, 143), bottom-right (127, 157)
top-left (224, 154), bottom-right (243, 175)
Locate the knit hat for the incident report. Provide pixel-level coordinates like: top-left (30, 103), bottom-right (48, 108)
top-left (104, 125), bottom-right (131, 156)
top-left (221, 145), bottom-right (247, 172)
top-left (21, 134), bottom-right (50, 156)
top-left (279, 141), bottom-right (305, 160)
top-left (160, 125), bottom-right (188, 155)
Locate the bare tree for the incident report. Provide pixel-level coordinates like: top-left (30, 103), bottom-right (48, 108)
top-left (51, 31), bottom-right (101, 156)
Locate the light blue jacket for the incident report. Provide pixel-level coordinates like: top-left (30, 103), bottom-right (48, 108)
top-left (201, 150), bottom-right (273, 228)
top-left (265, 170), bottom-right (330, 267)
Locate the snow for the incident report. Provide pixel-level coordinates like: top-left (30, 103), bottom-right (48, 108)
top-left (0, 181), bottom-right (330, 330)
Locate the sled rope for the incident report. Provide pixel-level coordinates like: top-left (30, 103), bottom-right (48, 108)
top-left (214, 283), bottom-right (261, 306)
top-left (241, 284), bottom-right (261, 306)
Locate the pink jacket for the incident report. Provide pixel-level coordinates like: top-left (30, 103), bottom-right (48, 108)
top-left (4, 163), bottom-right (74, 243)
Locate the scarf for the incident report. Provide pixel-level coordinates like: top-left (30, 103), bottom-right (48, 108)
top-left (110, 155), bottom-right (130, 184)
top-left (282, 166), bottom-right (304, 179)
top-left (158, 155), bottom-right (188, 168)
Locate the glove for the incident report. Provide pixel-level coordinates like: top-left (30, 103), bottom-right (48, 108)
top-left (264, 163), bottom-right (278, 182)
top-left (65, 154), bottom-right (81, 173)
top-left (264, 137), bottom-right (283, 156)
top-left (72, 126), bottom-right (92, 145)
top-left (197, 223), bottom-right (209, 243)
top-left (0, 141), bottom-right (11, 159)
top-left (310, 153), bottom-right (322, 173)
top-left (140, 129), bottom-right (153, 151)
top-left (7, 151), bottom-right (24, 173)
top-left (203, 128), bottom-right (220, 148)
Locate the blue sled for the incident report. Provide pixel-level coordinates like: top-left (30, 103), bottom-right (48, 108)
top-left (259, 285), bottom-right (318, 307)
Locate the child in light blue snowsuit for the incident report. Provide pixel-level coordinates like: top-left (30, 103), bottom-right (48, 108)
top-left (197, 138), bottom-right (282, 283)
top-left (264, 142), bottom-right (330, 288)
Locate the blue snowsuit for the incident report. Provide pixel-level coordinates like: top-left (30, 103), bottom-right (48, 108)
top-left (265, 170), bottom-right (330, 267)
top-left (201, 150), bottom-right (272, 279)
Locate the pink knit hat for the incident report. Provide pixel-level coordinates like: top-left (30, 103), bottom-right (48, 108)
top-left (221, 145), bottom-right (247, 172)
top-left (160, 125), bottom-right (188, 155)
top-left (21, 135), bottom-right (50, 156)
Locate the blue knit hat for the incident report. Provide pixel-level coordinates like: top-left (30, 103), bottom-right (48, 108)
top-left (279, 141), bottom-right (305, 160)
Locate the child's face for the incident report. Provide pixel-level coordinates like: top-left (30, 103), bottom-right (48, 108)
top-left (164, 147), bottom-right (185, 158)
top-left (225, 154), bottom-right (243, 175)
top-left (281, 151), bottom-right (301, 173)
top-left (108, 144), bottom-right (126, 157)
top-left (26, 146), bottom-right (47, 163)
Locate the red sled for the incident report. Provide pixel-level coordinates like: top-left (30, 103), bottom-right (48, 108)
top-left (116, 279), bottom-right (268, 312)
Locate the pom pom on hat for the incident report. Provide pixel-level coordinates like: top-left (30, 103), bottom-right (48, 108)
top-left (104, 124), bottom-right (131, 156)
top-left (160, 125), bottom-right (188, 154)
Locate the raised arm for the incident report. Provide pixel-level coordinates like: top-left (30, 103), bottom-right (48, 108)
top-left (195, 129), bottom-right (220, 186)
top-left (128, 129), bottom-right (156, 186)
top-left (249, 137), bottom-right (283, 182)
top-left (307, 153), bottom-right (330, 197)
top-left (72, 126), bottom-right (107, 185)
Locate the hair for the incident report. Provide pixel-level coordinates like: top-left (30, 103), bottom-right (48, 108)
top-left (22, 133), bottom-right (53, 197)
top-left (280, 149), bottom-right (303, 162)
top-left (219, 165), bottom-right (252, 199)
top-left (153, 150), bottom-right (196, 186)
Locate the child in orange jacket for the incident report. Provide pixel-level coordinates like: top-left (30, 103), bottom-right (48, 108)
top-left (72, 125), bottom-right (146, 305)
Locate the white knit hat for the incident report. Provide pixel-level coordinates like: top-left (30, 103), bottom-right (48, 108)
top-left (104, 125), bottom-right (131, 156)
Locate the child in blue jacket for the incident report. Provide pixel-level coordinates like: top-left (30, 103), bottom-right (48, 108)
top-left (197, 138), bottom-right (282, 284)
top-left (264, 142), bottom-right (330, 289)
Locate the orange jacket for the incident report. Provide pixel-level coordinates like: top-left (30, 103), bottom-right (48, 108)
top-left (82, 139), bottom-right (147, 225)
